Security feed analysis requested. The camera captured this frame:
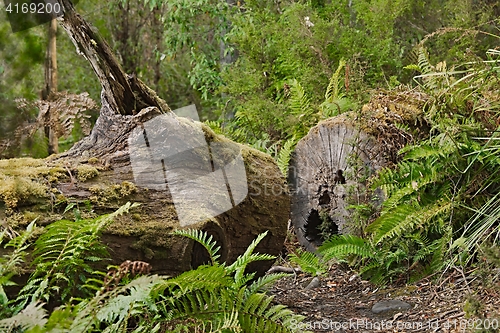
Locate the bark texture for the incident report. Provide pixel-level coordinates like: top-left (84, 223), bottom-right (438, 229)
top-left (42, 18), bottom-right (59, 155)
top-left (56, 0), bottom-right (168, 116)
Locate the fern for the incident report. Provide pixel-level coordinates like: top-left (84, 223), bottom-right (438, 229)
top-left (67, 275), bottom-right (163, 333)
top-left (324, 59), bottom-right (346, 102)
top-left (152, 265), bottom-right (232, 299)
top-left (288, 79), bottom-right (311, 116)
top-left (319, 234), bottom-right (376, 261)
top-left (0, 301), bottom-right (47, 332)
top-left (172, 229), bottom-right (222, 265)
top-left (153, 230), bottom-right (306, 332)
top-left (288, 248), bottom-right (327, 276)
top-left (0, 220), bottom-right (38, 317)
top-left (369, 199), bottom-right (452, 244)
top-left (226, 231), bottom-right (275, 284)
top-left (276, 137), bottom-right (297, 177)
top-left (204, 120), bottom-right (226, 136)
top-left (20, 202), bottom-right (139, 305)
top-left (244, 272), bottom-right (290, 298)
top-left (348, 46), bottom-right (500, 285)
top-left (94, 275), bottom-right (161, 326)
top-left (1, 218), bottom-right (306, 332)
top-left (319, 59), bottom-right (355, 118)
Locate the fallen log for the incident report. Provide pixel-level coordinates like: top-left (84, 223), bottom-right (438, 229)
top-left (288, 91), bottom-right (428, 251)
top-left (0, 1), bottom-right (289, 276)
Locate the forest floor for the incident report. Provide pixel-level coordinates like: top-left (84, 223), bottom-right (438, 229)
top-left (268, 242), bottom-right (500, 333)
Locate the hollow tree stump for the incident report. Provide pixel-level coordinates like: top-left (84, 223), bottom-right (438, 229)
top-left (288, 91), bottom-right (428, 251)
top-left (288, 115), bottom-right (387, 251)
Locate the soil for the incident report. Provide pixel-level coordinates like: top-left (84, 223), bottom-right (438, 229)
top-left (268, 241), bottom-right (500, 333)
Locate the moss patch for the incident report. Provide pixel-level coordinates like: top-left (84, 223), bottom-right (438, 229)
top-left (87, 157), bottom-right (99, 165)
top-left (351, 89), bottom-right (428, 164)
top-left (76, 164), bottom-right (99, 182)
top-left (0, 158), bottom-right (72, 213)
top-left (89, 181), bottom-right (137, 206)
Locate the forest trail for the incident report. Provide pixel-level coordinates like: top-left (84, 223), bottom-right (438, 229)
top-left (269, 260), bottom-right (500, 333)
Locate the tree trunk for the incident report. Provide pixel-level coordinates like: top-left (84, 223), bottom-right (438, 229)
top-left (0, 1), bottom-right (289, 278)
top-left (288, 92), bottom-right (428, 251)
top-left (42, 18), bottom-right (59, 155)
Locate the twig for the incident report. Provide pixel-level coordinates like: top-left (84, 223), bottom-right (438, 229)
top-left (267, 266), bottom-right (302, 275)
top-left (454, 265), bottom-right (472, 294)
top-left (438, 308), bottom-right (461, 319)
top-left (64, 163), bottom-right (76, 189)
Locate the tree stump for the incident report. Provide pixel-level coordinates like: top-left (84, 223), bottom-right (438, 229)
top-left (289, 91), bottom-right (428, 251)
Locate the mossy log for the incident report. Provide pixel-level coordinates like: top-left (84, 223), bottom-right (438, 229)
top-left (0, 127), bottom-right (289, 276)
top-left (288, 91), bottom-right (428, 251)
top-left (0, 1), bottom-right (289, 276)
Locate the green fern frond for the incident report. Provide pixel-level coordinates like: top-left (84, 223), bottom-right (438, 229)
top-left (370, 199), bottom-right (453, 244)
top-left (318, 234), bottom-right (376, 261)
top-left (318, 59), bottom-right (355, 118)
top-left (325, 59), bottom-right (346, 102)
top-left (96, 275), bottom-right (160, 325)
top-left (208, 309), bottom-right (241, 332)
top-left (153, 265), bottom-right (231, 300)
top-left (403, 64), bottom-right (420, 72)
top-left (226, 231), bottom-right (273, 282)
top-left (1, 220), bottom-right (37, 285)
top-left (288, 248), bottom-right (327, 276)
top-left (288, 79), bottom-right (311, 115)
top-left (238, 293), bottom-right (306, 333)
top-left (0, 301), bottom-right (47, 332)
top-left (204, 120), bottom-right (225, 135)
top-left (277, 137), bottom-right (297, 177)
top-left (173, 229), bottom-right (222, 264)
top-left (245, 273), bottom-right (290, 298)
top-left (402, 143), bottom-right (457, 161)
top-left (163, 289), bottom-right (233, 325)
top-left (21, 203), bottom-right (139, 304)
top-left (163, 288), bottom-right (305, 332)
top-left (417, 47), bottom-right (433, 75)
top-left (71, 275), bottom-right (163, 332)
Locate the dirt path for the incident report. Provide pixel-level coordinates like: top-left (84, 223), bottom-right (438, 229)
top-left (269, 263), bottom-right (500, 332)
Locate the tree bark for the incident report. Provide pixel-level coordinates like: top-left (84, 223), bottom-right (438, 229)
top-left (56, 0), bottom-right (168, 116)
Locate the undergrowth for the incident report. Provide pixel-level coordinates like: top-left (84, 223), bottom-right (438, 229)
top-left (317, 46), bottom-right (500, 285)
top-left (0, 203), bottom-right (308, 332)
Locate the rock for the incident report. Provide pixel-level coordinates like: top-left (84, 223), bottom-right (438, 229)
top-left (371, 300), bottom-right (412, 314)
top-left (305, 277), bottom-right (321, 290)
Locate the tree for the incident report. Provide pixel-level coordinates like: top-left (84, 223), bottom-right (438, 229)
top-left (41, 18), bottom-right (59, 155)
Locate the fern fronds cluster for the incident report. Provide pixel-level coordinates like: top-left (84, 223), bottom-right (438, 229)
top-left (19, 202), bottom-right (139, 306)
top-left (318, 46), bottom-right (500, 285)
top-left (0, 214), bottom-right (307, 332)
top-left (0, 220), bottom-right (38, 318)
